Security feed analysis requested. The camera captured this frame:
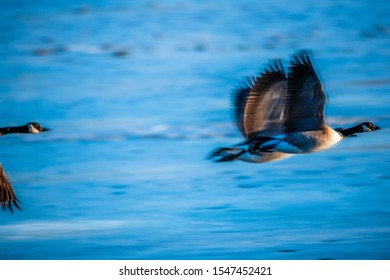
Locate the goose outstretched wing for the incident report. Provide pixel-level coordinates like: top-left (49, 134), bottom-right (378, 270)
top-left (232, 59), bottom-right (287, 138)
top-left (0, 165), bottom-right (21, 213)
top-left (284, 50), bottom-right (326, 132)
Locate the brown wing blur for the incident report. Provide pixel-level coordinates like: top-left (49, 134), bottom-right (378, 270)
top-left (232, 59), bottom-right (287, 138)
top-left (0, 164), bottom-right (21, 213)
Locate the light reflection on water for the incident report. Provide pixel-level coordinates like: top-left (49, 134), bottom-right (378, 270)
top-left (0, 0), bottom-right (389, 260)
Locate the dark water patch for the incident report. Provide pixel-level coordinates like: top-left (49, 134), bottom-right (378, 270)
top-left (112, 49), bottom-right (131, 58)
top-left (109, 185), bottom-right (129, 190)
top-left (342, 173), bottom-right (359, 177)
top-left (220, 170), bottom-right (240, 175)
top-left (293, 169), bottom-right (325, 175)
top-left (234, 175), bottom-right (253, 180)
top-left (276, 249), bottom-right (300, 253)
top-left (131, 149), bottom-right (145, 154)
top-left (269, 184), bottom-right (287, 188)
top-left (58, 169), bottom-right (71, 175)
top-left (360, 30), bottom-right (376, 39)
top-left (331, 156), bottom-right (347, 162)
top-left (43, 205), bottom-right (58, 209)
top-left (236, 44), bottom-right (252, 51)
top-left (348, 183), bottom-right (368, 187)
top-left (73, 5), bottom-right (92, 14)
top-left (226, 208), bottom-right (247, 214)
top-left (374, 24), bottom-right (389, 34)
top-left (322, 239), bottom-right (342, 243)
top-left (365, 210), bottom-right (390, 218)
top-left (208, 229), bottom-right (244, 235)
top-left (194, 43), bottom-right (208, 52)
top-left (194, 204), bottom-right (234, 211)
top-left (32, 46), bottom-right (67, 56)
top-left (110, 191), bottom-right (126, 196)
top-left (318, 257), bottom-right (334, 260)
top-left (236, 184), bottom-right (262, 189)
top-left (359, 23), bottom-right (390, 39)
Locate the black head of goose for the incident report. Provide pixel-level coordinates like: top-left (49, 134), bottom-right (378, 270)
top-left (0, 121), bottom-right (49, 212)
top-left (208, 50), bottom-right (380, 163)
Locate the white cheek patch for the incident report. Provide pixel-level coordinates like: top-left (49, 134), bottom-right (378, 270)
top-left (28, 125), bottom-right (40, 134)
top-left (363, 126), bottom-right (372, 132)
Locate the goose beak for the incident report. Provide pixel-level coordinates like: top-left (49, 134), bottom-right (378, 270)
top-left (373, 125), bottom-right (381, 130)
top-left (42, 127), bottom-right (50, 132)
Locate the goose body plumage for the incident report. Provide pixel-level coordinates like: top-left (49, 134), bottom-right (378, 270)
top-left (208, 50), bottom-right (380, 163)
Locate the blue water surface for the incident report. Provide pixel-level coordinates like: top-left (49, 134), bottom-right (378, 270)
top-left (0, 0), bottom-right (389, 260)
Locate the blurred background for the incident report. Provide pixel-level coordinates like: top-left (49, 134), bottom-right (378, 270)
top-left (0, 0), bottom-right (389, 259)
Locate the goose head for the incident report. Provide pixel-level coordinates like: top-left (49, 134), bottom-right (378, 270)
top-left (27, 122), bottom-right (50, 134)
top-left (361, 122), bottom-right (380, 132)
top-left (335, 122), bottom-right (380, 137)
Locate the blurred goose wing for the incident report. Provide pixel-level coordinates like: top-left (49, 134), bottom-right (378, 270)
top-left (284, 50), bottom-right (326, 132)
top-left (0, 165), bottom-right (21, 213)
top-left (232, 59), bottom-right (287, 138)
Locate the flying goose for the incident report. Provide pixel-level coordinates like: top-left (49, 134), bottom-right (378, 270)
top-left (208, 50), bottom-right (380, 163)
top-left (0, 122), bottom-right (49, 212)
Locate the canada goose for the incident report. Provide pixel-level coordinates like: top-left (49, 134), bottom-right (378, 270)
top-left (0, 122), bottom-right (49, 212)
top-left (208, 50), bottom-right (380, 163)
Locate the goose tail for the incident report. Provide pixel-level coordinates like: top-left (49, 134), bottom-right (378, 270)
top-left (207, 147), bottom-right (247, 162)
top-left (207, 147), bottom-right (293, 163)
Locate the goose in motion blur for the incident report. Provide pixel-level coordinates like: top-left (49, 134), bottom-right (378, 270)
top-left (0, 122), bottom-right (49, 212)
top-left (208, 50), bottom-right (380, 163)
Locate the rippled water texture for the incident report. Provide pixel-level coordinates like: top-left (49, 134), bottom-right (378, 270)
top-left (0, 0), bottom-right (389, 259)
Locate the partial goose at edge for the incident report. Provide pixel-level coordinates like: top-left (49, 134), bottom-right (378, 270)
top-left (0, 122), bottom-right (49, 212)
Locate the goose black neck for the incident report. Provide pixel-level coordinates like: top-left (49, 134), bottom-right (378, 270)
top-left (336, 124), bottom-right (363, 137)
top-left (0, 125), bottom-right (29, 136)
